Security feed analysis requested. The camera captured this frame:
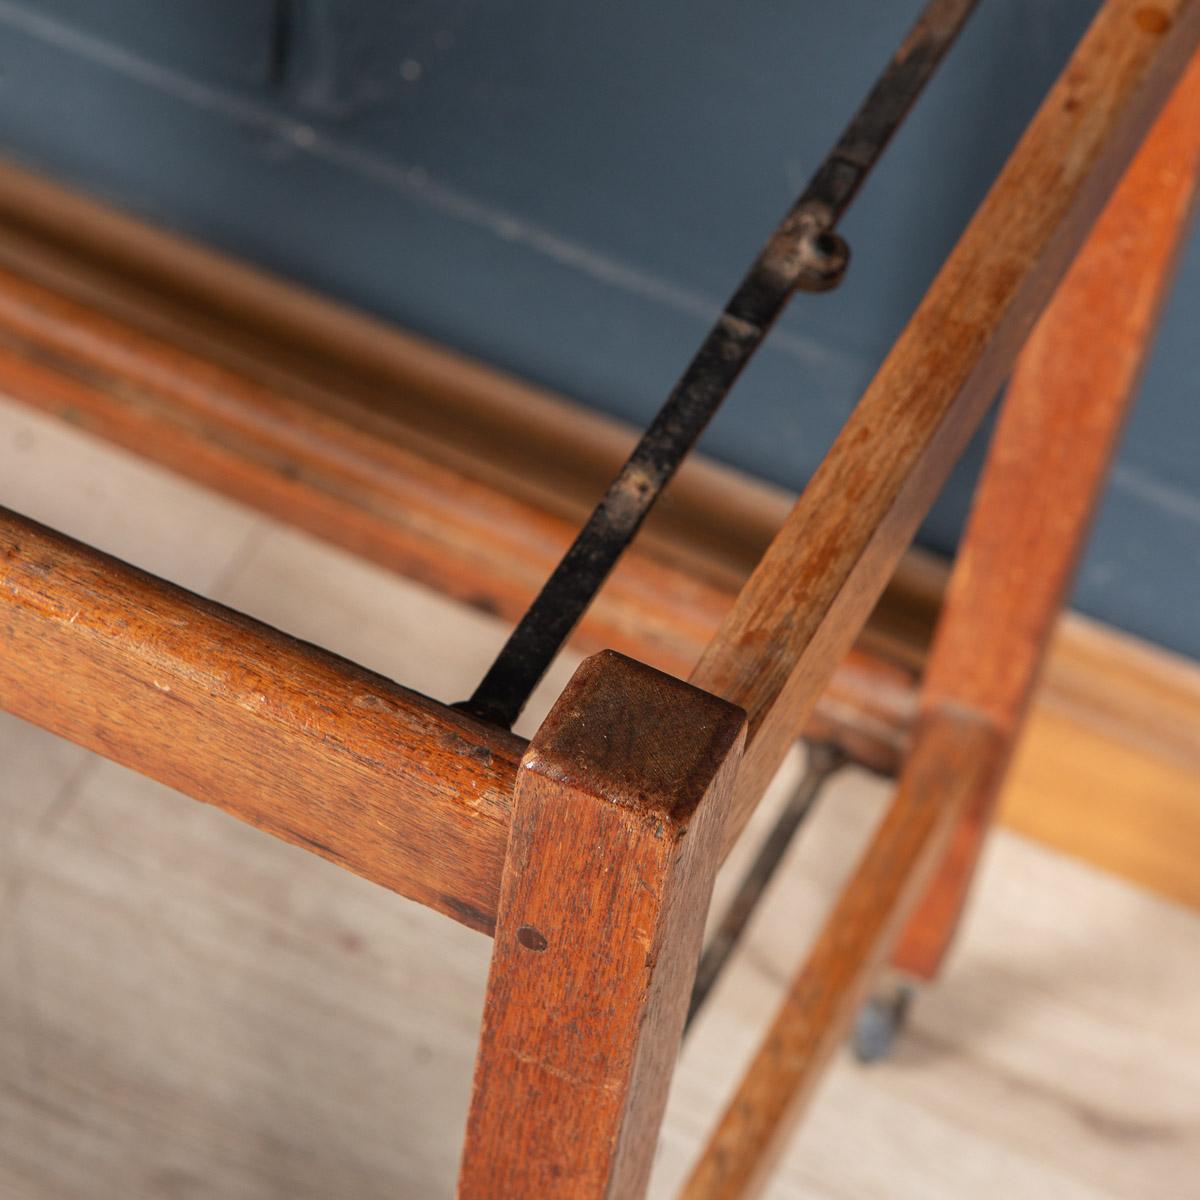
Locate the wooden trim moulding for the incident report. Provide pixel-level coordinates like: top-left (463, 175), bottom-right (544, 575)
top-left (1003, 613), bottom-right (1200, 912)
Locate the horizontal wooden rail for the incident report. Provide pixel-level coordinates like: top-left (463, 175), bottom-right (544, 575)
top-left (693, 0), bottom-right (1200, 852)
top-left (0, 506), bottom-right (522, 933)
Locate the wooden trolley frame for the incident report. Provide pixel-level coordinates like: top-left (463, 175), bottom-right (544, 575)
top-left (1, 0), bottom-right (1199, 1195)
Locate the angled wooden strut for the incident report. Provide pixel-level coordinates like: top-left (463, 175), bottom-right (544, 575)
top-left (892, 47), bottom-right (1200, 979)
top-left (0, 251), bottom-right (925, 773)
top-left (685, 713), bottom-right (1001, 1200)
top-left (681, 7), bottom-right (1200, 1199)
top-left (458, 652), bottom-right (744, 1198)
top-left (693, 0), bottom-right (1200, 858)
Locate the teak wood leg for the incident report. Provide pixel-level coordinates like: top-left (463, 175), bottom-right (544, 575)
top-left (457, 651), bottom-right (745, 1199)
top-left (892, 49), bottom-right (1200, 981)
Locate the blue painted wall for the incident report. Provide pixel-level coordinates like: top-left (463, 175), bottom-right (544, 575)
top-left (0, 0), bottom-right (1195, 657)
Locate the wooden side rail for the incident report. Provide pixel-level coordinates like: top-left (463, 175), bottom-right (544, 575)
top-left (0, 505), bottom-right (522, 933)
top-left (694, 0), bottom-right (1200, 853)
top-left (0, 6), bottom-right (1194, 1198)
top-left (894, 48), bottom-right (1200, 979)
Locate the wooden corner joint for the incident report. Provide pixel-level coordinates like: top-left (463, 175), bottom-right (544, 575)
top-left (502, 652), bottom-right (747, 996)
top-left (459, 651), bottom-right (745, 1199)
top-left (520, 649), bottom-right (747, 836)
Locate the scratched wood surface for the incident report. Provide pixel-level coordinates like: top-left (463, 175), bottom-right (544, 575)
top-left (1, 397), bottom-right (1198, 1198)
top-left (0, 505), bottom-right (524, 934)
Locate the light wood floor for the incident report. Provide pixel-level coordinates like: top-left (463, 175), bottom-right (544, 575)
top-left (1, 396), bottom-right (1198, 1198)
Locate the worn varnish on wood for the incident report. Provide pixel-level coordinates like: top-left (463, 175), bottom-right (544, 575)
top-left (0, 505), bottom-right (522, 932)
top-left (0, 3), bottom-right (1196, 1197)
top-left (458, 652), bottom-right (744, 1198)
top-left (0, 504), bottom-right (907, 938)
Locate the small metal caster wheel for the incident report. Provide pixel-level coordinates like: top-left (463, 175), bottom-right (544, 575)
top-left (852, 977), bottom-right (916, 1064)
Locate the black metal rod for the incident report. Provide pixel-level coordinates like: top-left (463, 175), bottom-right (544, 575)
top-left (461, 0), bottom-right (981, 728)
top-left (685, 743), bottom-right (846, 1032)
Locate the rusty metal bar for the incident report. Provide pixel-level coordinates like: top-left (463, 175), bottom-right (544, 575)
top-left (459, 0), bottom-right (981, 728)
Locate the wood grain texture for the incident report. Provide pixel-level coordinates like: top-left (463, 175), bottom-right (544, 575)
top-left (0, 505), bottom-right (523, 933)
top-left (681, 22), bottom-right (1200, 1186)
top-left (693, 0), bottom-right (1200, 853)
top-left (0, 156), bottom-right (941, 772)
top-left (894, 50), bottom-right (1200, 979)
top-left (1, 396), bottom-right (1197, 1195)
top-left (458, 651), bottom-right (744, 1199)
top-left (680, 712), bottom-right (1003, 1200)
top-left (5, 702), bottom-right (1199, 1198)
